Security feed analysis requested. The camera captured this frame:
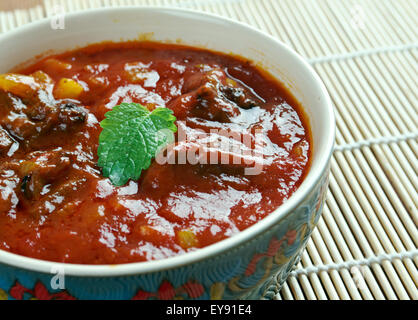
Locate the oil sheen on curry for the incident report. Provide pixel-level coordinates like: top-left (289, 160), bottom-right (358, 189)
top-left (0, 42), bottom-right (311, 264)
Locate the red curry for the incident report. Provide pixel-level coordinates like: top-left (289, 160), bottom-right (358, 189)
top-left (0, 42), bottom-right (311, 264)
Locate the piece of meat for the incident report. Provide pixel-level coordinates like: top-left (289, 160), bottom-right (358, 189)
top-left (26, 177), bottom-right (88, 218)
top-left (192, 82), bottom-right (240, 122)
top-left (221, 86), bottom-right (258, 109)
top-left (182, 69), bottom-right (225, 92)
top-left (168, 68), bottom-right (260, 122)
top-left (0, 126), bottom-right (14, 155)
top-left (56, 101), bottom-right (87, 126)
top-left (0, 72), bottom-right (87, 144)
top-left (0, 172), bottom-right (19, 214)
top-left (0, 73), bottom-right (44, 103)
top-left (19, 150), bottom-right (72, 201)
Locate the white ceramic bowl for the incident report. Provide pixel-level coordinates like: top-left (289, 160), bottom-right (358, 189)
top-left (0, 7), bottom-right (334, 300)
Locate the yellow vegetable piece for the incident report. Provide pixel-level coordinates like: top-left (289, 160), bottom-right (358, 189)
top-left (177, 229), bottom-right (199, 249)
top-left (225, 77), bottom-right (237, 87)
top-left (31, 70), bottom-right (53, 85)
top-left (19, 160), bottom-right (37, 176)
top-left (0, 73), bottom-right (39, 98)
top-left (44, 58), bottom-right (72, 71)
top-left (54, 78), bottom-right (84, 99)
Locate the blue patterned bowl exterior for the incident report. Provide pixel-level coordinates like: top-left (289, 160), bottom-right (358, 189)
top-left (0, 170), bottom-right (329, 300)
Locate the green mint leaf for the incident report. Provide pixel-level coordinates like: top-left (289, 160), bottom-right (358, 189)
top-left (97, 103), bottom-right (177, 186)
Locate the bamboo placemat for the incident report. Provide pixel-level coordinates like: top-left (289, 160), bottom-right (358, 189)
top-left (0, 0), bottom-right (417, 300)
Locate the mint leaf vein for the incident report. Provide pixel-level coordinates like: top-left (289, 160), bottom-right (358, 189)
top-left (97, 103), bottom-right (177, 186)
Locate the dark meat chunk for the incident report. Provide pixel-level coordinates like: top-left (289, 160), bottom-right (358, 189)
top-left (0, 170), bottom-right (19, 214)
top-left (19, 150), bottom-right (72, 201)
top-left (0, 73), bottom-right (87, 144)
top-left (0, 148), bottom-right (90, 218)
top-left (0, 126), bottom-right (14, 155)
top-left (26, 177), bottom-right (87, 218)
top-left (192, 82), bottom-right (240, 122)
top-left (58, 102), bottom-right (87, 124)
top-left (168, 68), bottom-right (260, 122)
top-left (221, 86), bottom-right (258, 109)
top-left (15, 149), bottom-right (92, 219)
top-left (1, 99), bottom-right (87, 142)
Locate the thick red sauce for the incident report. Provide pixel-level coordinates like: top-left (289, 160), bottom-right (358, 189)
top-left (0, 42), bottom-right (311, 264)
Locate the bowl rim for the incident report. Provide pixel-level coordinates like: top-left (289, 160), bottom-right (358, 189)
top-left (0, 5), bottom-right (335, 277)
